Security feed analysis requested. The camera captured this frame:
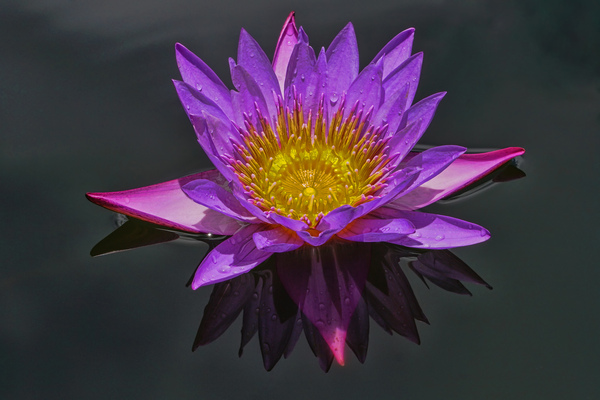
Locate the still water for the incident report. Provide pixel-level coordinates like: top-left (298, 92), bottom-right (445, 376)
top-left (2, 0), bottom-right (599, 398)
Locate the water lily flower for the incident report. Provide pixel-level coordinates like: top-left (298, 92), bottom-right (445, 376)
top-left (86, 13), bottom-right (524, 291)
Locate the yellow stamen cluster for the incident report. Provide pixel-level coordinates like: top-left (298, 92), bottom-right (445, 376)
top-left (229, 96), bottom-right (392, 227)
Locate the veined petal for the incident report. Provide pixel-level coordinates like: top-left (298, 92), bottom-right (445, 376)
top-left (371, 28), bottom-right (415, 79)
top-left (326, 22), bottom-right (359, 115)
top-left (230, 65), bottom-right (273, 126)
top-left (273, 11), bottom-right (299, 93)
top-left (343, 62), bottom-right (383, 118)
top-left (237, 28), bottom-right (281, 117)
top-left (175, 43), bottom-right (234, 119)
top-left (86, 171), bottom-right (243, 235)
top-left (191, 224), bottom-right (273, 289)
top-left (396, 91), bottom-right (446, 137)
top-left (269, 213), bottom-right (309, 232)
top-left (373, 208), bottom-right (490, 249)
top-left (392, 147), bottom-right (525, 210)
top-left (337, 217), bottom-right (415, 242)
top-left (283, 34), bottom-right (317, 111)
top-left (373, 52), bottom-right (423, 133)
top-left (181, 179), bottom-right (257, 222)
top-left (252, 226), bottom-right (303, 252)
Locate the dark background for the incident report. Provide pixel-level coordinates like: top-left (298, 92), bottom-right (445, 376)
top-left (2, 0), bottom-right (599, 398)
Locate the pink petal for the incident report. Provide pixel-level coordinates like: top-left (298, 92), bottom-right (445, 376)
top-left (252, 226), bottom-right (304, 252)
top-left (391, 147), bottom-right (526, 210)
top-left (181, 179), bottom-right (257, 222)
top-left (273, 11), bottom-right (298, 93)
top-left (191, 224), bottom-right (273, 289)
top-left (86, 170), bottom-right (243, 235)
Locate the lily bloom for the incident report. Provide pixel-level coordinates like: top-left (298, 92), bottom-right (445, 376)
top-left (87, 13), bottom-right (524, 291)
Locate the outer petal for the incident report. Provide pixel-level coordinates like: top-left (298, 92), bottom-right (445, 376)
top-left (374, 209), bottom-right (490, 249)
top-left (326, 23), bottom-right (359, 114)
top-left (283, 31), bottom-right (317, 111)
top-left (252, 226), bottom-right (304, 252)
top-left (337, 217), bottom-right (415, 242)
top-left (175, 43), bottom-right (234, 119)
top-left (181, 179), bottom-right (257, 222)
top-left (230, 65), bottom-right (272, 127)
top-left (86, 170), bottom-right (243, 235)
top-left (273, 12), bottom-right (299, 93)
top-left (371, 28), bottom-right (415, 79)
top-left (391, 147), bottom-right (526, 210)
top-left (191, 224), bottom-right (273, 289)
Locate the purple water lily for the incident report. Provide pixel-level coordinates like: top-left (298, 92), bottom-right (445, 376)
top-left (87, 13), bottom-right (524, 292)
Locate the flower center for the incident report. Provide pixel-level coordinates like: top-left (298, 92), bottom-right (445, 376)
top-left (229, 94), bottom-right (393, 227)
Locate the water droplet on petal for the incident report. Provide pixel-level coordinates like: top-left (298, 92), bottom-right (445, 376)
top-left (218, 264), bottom-right (231, 273)
top-left (435, 234), bottom-right (445, 241)
top-left (300, 74), bottom-right (305, 81)
top-left (330, 92), bottom-right (339, 104)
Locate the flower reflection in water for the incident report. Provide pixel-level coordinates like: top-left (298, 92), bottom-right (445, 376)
top-left (194, 240), bottom-right (489, 371)
top-left (91, 161), bottom-right (524, 371)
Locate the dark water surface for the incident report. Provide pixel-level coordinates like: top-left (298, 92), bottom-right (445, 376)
top-left (2, 0), bottom-right (599, 398)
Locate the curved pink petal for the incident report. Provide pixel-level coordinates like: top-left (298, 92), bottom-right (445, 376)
top-left (391, 147), bottom-right (526, 210)
top-left (191, 224), bottom-right (273, 289)
top-left (273, 11), bottom-right (298, 92)
top-left (373, 208), bottom-right (490, 249)
top-left (86, 170), bottom-right (243, 235)
top-left (175, 43), bottom-right (234, 119)
top-left (181, 179), bottom-right (257, 222)
top-left (337, 217), bottom-right (415, 242)
top-left (252, 226), bottom-right (303, 252)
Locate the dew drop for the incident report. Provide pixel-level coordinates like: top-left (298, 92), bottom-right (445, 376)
top-left (271, 314), bottom-right (277, 321)
top-left (330, 92), bottom-right (339, 104)
top-left (218, 264), bottom-right (231, 273)
top-left (413, 232), bottom-right (422, 238)
top-left (300, 74), bottom-right (305, 81)
top-left (435, 234), bottom-right (445, 241)
top-left (196, 84), bottom-right (202, 91)
top-left (124, 196), bottom-right (130, 204)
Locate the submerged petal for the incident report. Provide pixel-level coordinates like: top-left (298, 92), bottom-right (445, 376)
top-left (191, 224), bottom-right (273, 289)
top-left (86, 171), bottom-right (242, 235)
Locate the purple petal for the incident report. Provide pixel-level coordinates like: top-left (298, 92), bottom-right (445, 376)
top-left (337, 217), bottom-right (415, 242)
top-left (252, 226), bottom-right (303, 253)
top-left (371, 28), bottom-right (415, 79)
top-left (277, 242), bottom-right (371, 365)
top-left (283, 35), bottom-right (317, 111)
top-left (344, 296), bottom-right (369, 363)
top-left (326, 23), bottom-right (359, 114)
top-left (237, 28), bottom-right (281, 117)
top-left (391, 147), bottom-right (526, 210)
top-left (273, 12), bottom-right (299, 93)
top-left (230, 65), bottom-right (273, 126)
top-left (343, 62), bottom-right (383, 117)
top-left (191, 224), bottom-right (273, 289)
top-left (269, 213), bottom-right (309, 232)
top-left (373, 52), bottom-right (423, 132)
top-left (373, 209), bottom-right (490, 249)
top-left (391, 145), bottom-right (467, 199)
top-left (175, 43), bottom-right (234, 119)
top-left (303, 47), bottom-right (328, 119)
top-left (86, 171), bottom-right (243, 235)
top-left (181, 179), bottom-right (257, 222)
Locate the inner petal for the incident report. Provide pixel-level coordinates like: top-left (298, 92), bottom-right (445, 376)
top-left (230, 92), bottom-right (393, 227)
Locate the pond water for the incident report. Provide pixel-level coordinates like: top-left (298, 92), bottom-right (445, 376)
top-left (2, 0), bottom-right (599, 398)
